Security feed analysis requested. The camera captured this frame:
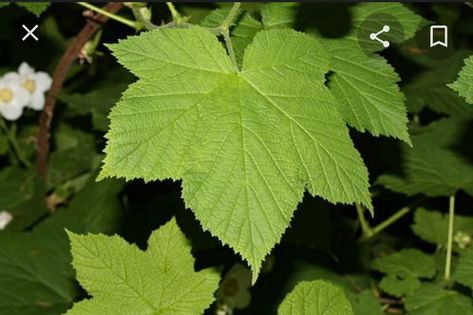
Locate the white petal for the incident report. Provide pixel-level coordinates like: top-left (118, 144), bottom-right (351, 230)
top-left (0, 211), bottom-right (13, 230)
top-left (3, 72), bottom-right (20, 83)
top-left (28, 92), bottom-right (45, 110)
top-left (34, 72), bottom-right (53, 92)
top-left (11, 85), bottom-right (30, 106)
top-left (0, 103), bottom-right (23, 121)
top-left (18, 62), bottom-right (34, 76)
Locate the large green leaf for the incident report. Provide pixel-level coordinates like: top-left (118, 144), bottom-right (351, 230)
top-left (278, 280), bottom-right (353, 315)
top-left (378, 117), bottom-right (473, 197)
top-left (0, 179), bottom-right (123, 315)
top-left (449, 56), bottom-right (473, 104)
top-left (66, 218), bottom-right (220, 315)
top-left (100, 27), bottom-right (371, 278)
top-left (405, 284), bottom-right (473, 315)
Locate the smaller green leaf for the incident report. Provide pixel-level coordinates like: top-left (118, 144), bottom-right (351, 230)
top-left (278, 280), bottom-right (353, 315)
top-left (260, 3), bottom-right (297, 29)
top-left (379, 275), bottom-right (421, 297)
top-left (47, 125), bottom-right (100, 190)
top-left (404, 51), bottom-right (473, 117)
top-left (348, 290), bottom-right (384, 315)
top-left (453, 249), bottom-right (473, 289)
top-left (16, 2), bottom-right (50, 16)
top-left (412, 208), bottom-right (473, 249)
top-left (371, 248), bottom-right (436, 279)
top-left (405, 284), bottom-right (473, 315)
top-left (449, 56), bottom-right (473, 105)
top-left (378, 117), bottom-right (473, 197)
top-left (66, 218), bottom-right (220, 315)
top-left (61, 83), bottom-right (128, 132)
top-left (0, 166), bottom-right (47, 230)
top-left (0, 178), bottom-right (122, 315)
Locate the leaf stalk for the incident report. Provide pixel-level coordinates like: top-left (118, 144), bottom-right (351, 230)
top-left (444, 195), bottom-right (455, 281)
top-left (78, 2), bottom-right (141, 30)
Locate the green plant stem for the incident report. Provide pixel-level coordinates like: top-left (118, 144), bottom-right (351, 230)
top-left (466, 2), bottom-right (473, 9)
top-left (222, 2), bottom-right (241, 28)
top-left (356, 203), bottom-right (373, 240)
top-left (77, 2), bottom-right (140, 30)
top-left (0, 118), bottom-right (31, 168)
top-left (444, 195), bottom-right (455, 281)
top-left (222, 28), bottom-right (238, 69)
top-left (131, 6), bottom-right (156, 30)
top-left (166, 3), bottom-right (181, 21)
top-left (213, 2), bottom-right (241, 70)
top-left (358, 205), bottom-right (412, 242)
top-left (371, 206), bottom-right (410, 236)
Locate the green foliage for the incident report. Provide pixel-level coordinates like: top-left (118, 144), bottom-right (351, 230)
top-left (1, 2), bottom-right (473, 314)
top-left (0, 166), bottom-right (47, 230)
top-left (278, 280), bottom-right (353, 315)
top-left (0, 178), bottom-right (122, 315)
top-left (260, 3), bottom-right (297, 29)
top-left (378, 117), bottom-right (473, 197)
top-left (66, 218), bottom-right (220, 315)
top-left (372, 249), bottom-right (436, 297)
top-left (405, 284), bottom-right (473, 315)
top-left (412, 208), bottom-right (473, 249)
top-left (449, 56), bottom-right (473, 104)
top-left (100, 26), bottom-right (371, 278)
top-left (378, 275), bottom-right (421, 297)
top-left (372, 249), bottom-right (437, 278)
top-left (0, 2), bottom-right (50, 16)
top-left (404, 52), bottom-right (473, 117)
top-left (311, 3), bottom-right (422, 143)
top-left (453, 249), bottom-right (473, 289)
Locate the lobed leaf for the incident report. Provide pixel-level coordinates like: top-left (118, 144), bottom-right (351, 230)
top-left (405, 284), bottom-right (473, 315)
top-left (278, 280), bottom-right (353, 315)
top-left (100, 27), bottom-right (371, 279)
top-left (449, 56), bottom-right (473, 105)
top-left (66, 218), bottom-right (220, 315)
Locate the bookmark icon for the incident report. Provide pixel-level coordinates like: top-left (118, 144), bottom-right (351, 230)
top-left (430, 25), bottom-right (448, 48)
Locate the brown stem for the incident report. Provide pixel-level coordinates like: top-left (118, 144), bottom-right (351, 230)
top-left (36, 2), bottom-right (123, 178)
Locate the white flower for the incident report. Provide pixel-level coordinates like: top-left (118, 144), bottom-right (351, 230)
top-left (4, 62), bottom-right (52, 111)
top-left (0, 211), bottom-right (13, 230)
top-left (215, 264), bottom-right (252, 312)
top-left (0, 77), bottom-right (29, 121)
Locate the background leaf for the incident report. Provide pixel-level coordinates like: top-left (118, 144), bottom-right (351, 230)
top-left (278, 280), bottom-right (353, 315)
top-left (66, 218), bottom-right (220, 315)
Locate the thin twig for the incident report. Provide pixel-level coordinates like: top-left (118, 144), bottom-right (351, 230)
top-left (36, 2), bottom-right (123, 178)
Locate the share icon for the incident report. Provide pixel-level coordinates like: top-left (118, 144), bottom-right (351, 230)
top-left (369, 25), bottom-right (390, 48)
